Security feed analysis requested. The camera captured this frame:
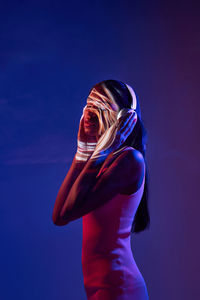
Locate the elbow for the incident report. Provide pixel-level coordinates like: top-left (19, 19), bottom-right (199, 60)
top-left (52, 212), bottom-right (68, 226)
top-left (52, 211), bottom-right (58, 225)
top-left (52, 214), bottom-right (61, 226)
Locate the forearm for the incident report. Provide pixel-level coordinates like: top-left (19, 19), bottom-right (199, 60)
top-left (59, 156), bottom-right (107, 222)
top-left (52, 156), bottom-right (87, 225)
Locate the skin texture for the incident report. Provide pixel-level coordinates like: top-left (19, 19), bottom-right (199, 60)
top-left (52, 86), bottom-right (148, 300)
top-left (83, 102), bottom-right (100, 141)
top-left (52, 87), bottom-right (145, 226)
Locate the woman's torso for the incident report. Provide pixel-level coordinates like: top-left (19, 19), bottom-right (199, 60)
top-left (81, 158), bottom-right (148, 299)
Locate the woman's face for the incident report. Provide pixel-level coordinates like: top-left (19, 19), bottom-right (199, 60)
top-left (83, 102), bottom-right (100, 138)
top-left (83, 85), bottom-right (119, 140)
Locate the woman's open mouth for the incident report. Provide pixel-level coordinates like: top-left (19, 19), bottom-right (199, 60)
top-left (84, 121), bottom-right (96, 127)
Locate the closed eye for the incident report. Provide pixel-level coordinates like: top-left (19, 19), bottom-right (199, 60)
top-left (86, 102), bottom-right (107, 111)
top-left (86, 104), bottom-right (98, 109)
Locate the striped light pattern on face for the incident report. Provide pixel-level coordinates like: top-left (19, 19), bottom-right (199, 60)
top-left (86, 82), bottom-right (137, 161)
top-left (83, 83), bottom-right (120, 136)
top-left (83, 82), bottom-right (137, 136)
top-left (76, 82), bottom-right (137, 162)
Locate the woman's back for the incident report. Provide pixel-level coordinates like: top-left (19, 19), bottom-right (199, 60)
top-left (82, 174), bottom-right (149, 299)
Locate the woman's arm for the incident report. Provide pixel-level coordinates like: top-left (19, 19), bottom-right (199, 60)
top-left (57, 110), bottom-right (138, 225)
top-left (52, 157), bottom-right (87, 225)
top-left (52, 150), bottom-right (111, 226)
top-left (52, 111), bottom-right (97, 225)
top-left (58, 148), bottom-right (144, 225)
top-left (58, 153), bottom-right (111, 223)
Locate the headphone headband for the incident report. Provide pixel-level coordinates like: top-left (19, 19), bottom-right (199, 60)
top-left (124, 83), bottom-right (137, 110)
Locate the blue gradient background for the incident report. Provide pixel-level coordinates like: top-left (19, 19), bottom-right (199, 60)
top-left (1, 1), bottom-right (199, 299)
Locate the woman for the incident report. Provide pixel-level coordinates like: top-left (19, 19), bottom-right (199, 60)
top-left (52, 79), bottom-right (150, 299)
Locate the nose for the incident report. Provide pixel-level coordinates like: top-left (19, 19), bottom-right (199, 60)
top-left (88, 110), bottom-right (95, 116)
top-left (85, 109), bottom-right (98, 121)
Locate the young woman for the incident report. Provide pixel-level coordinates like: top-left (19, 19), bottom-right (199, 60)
top-left (52, 79), bottom-right (150, 300)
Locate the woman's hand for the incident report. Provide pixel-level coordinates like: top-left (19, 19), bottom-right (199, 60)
top-left (77, 114), bottom-right (87, 143)
top-left (90, 108), bottom-right (137, 161)
top-left (111, 109), bottom-right (137, 150)
top-left (75, 114), bottom-right (97, 162)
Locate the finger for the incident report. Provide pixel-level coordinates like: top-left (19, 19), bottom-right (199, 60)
top-left (119, 113), bottom-right (137, 139)
top-left (117, 108), bottom-right (134, 121)
top-left (117, 111), bottom-right (133, 130)
top-left (78, 115), bottom-right (86, 140)
top-left (118, 111), bottom-right (136, 133)
top-left (79, 115), bottom-right (84, 129)
top-left (123, 111), bottom-right (137, 131)
top-left (117, 109), bottom-right (134, 122)
top-left (123, 114), bottom-right (137, 137)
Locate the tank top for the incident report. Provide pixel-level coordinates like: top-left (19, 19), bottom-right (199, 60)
top-left (81, 151), bottom-right (149, 299)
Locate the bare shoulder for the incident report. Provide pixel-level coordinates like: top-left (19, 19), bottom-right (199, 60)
top-left (115, 146), bottom-right (145, 169)
top-left (114, 146), bottom-right (145, 194)
top-left (122, 146), bottom-right (144, 159)
top-left (97, 146), bottom-right (145, 194)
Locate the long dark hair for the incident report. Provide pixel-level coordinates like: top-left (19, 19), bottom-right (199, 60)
top-left (95, 79), bottom-right (150, 234)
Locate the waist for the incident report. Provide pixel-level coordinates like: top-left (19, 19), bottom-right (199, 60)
top-left (81, 244), bottom-right (140, 274)
top-left (81, 253), bottom-right (144, 289)
top-left (82, 234), bottom-right (132, 259)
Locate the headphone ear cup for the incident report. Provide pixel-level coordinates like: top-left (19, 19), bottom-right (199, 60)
top-left (117, 108), bottom-right (136, 120)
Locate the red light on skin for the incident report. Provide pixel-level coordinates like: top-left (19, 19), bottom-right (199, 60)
top-left (84, 119), bottom-right (99, 139)
top-left (84, 121), bottom-right (96, 127)
top-left (84, 109), bottom-right (99, 128)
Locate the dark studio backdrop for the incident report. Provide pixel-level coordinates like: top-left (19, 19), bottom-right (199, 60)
top-left (0, 0), bottom-right (199, 299)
